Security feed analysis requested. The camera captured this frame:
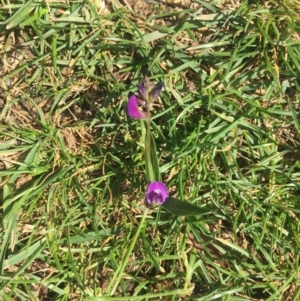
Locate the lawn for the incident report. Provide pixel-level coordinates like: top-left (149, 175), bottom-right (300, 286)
top-left (0, 0), bottom-right (300, 300)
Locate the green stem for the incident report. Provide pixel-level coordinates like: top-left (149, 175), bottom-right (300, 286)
top-left (146, 104), bottom-right (153, 182)
top-left (106, 208), bottom-right (149, 296)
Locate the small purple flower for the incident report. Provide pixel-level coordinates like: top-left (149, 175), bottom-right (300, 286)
top-left (150, 82), bottom-right (163, 101)
top-left (127, 92), bottom-right (148, 119)
top-left (140, 76), bottom-right (153, 94)
top-left (126, 77), bottom-right (163, 119)
top-left (137, 83), bottom-right (147, 100)
top-left (146, 181), bottom-right (169, 207)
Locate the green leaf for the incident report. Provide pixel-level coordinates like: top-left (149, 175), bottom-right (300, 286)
top-left (144, 144), bottom-right (155, 183)
top-left (3, 0), bottom-right (34, 29)
top-left (144, 129), bottom-right (161, 182)
top-left (19, 7), bottom-right (48, 27)
top-left (162, 197), bottom-right (212, 216)
top-left (150, 132), bottom-right (161, 181)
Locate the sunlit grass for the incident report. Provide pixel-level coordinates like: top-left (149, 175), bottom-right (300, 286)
top-left (0, 0), bottom-right (300, 300)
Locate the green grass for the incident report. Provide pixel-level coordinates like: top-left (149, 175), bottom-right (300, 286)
top-left (1, 0), bottom-right (300, 300)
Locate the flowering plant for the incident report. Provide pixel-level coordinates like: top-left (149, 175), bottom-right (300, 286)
top-left (110, 76), bottom-right (209, 298)
top-left (126, 77), bottom-right (209, 215)
top-left (146, 181), bottom-right (169, 207)
top-left (127, 78), bottom-right (163, 119)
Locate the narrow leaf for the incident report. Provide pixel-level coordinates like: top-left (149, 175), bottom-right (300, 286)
top-left (162, 197), bottom-right (212, 216)
top-left (144, 146), bottom-right (155, 183)
top-left (150, 132), bottom-right (161, 181)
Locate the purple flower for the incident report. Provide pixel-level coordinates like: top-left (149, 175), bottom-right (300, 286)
top-left (150, 82), bottom-right (163, 101)
top-left (146, 181), bottom-right (169, 207)
top-left (127, 92), bottom-right (148, 119)
top-left (137, 83), bottom-right (147, 100)
top-left (126, 78), bottom-right (163, 119)
top-left (138, 77), bottom-right (163, 103)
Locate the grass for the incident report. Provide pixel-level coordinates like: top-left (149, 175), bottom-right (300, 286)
top-left (0, 0), bottom-right (300, 300)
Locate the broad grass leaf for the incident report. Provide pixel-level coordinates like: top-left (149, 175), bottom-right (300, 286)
top-left (162, 197), bottom-right (212, 216)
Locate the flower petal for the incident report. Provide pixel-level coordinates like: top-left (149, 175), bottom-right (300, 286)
top-left (127, 92), bottom-right (147, 119)
top-left (146, 181), bottom-right (169, 206)
top-left (150, 82), bottom-right (163, 100)
top-left (137, 84), bottom-right (147, 100)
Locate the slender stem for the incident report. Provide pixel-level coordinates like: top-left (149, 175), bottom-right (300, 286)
top-left (146, 104), bottom-right (152, 182)
top-left (106, 208), bottom-right (149, 296)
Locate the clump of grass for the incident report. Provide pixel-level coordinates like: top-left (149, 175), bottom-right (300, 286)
top-left (0, 0), bottom-right (300, 300)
